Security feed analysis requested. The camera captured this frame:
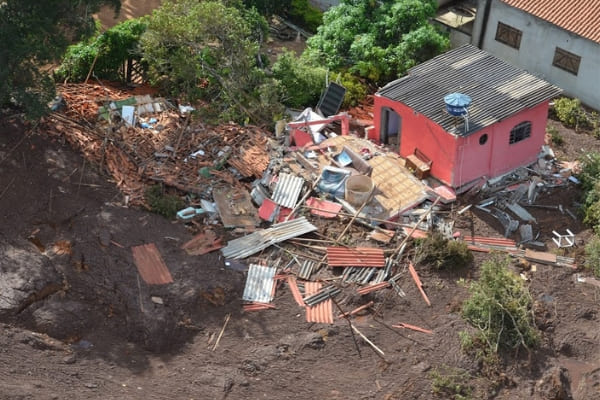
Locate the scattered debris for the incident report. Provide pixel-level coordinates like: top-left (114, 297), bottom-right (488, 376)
top-left (408, 263), bottom-right (431, 307)
top-left (392, 322), bottom-right (433, 335)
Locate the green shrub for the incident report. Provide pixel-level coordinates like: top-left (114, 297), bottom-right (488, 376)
top-left (585, 236), bottom-right (600, 277)
top-left (272, 51), bottom-right (327, 109)
top-left (461, 254), bottom-right (539, 354)
top-left (429, 366), bottom-right (473, 400)
top-left (416, 232), bottom-right (473, 270)
top-left (288, 0), bottom-right (323, 33)
top-left (577, 152), bottom-right (600, 233)
top-left (337, 72), bottom-right (368, 108)
top-left (546, 126), bottom-right (563, 146)
top-left (55, 18), bottom-right (148, 83)
top-left (145, 185), bottom-right (184, 219)
top-left (552, 97), bottom-right (589, 130)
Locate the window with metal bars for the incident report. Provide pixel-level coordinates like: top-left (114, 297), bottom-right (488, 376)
top-left (509, 121), bottom-right (531, 144)
top-left (552, 47), bottom-right (581, 75)
top-left (495, 22), bottom-right (522, 49)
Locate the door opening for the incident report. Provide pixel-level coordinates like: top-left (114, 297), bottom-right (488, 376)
top-left (380, 107), bottom-right (401, 151)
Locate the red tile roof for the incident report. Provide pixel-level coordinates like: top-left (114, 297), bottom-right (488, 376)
top-left (501, 0), bottom-right (600, 43)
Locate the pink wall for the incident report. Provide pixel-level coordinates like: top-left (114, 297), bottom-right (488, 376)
top-left (372, 94), bottom-right (551, 187)
top-left (373, 95), bottom-right (458, 185)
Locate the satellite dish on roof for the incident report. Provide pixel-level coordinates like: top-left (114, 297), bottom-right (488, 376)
top-left (444, 93), bottom-right (472, 116)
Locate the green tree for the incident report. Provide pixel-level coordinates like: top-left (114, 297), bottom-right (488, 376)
top-left (303, 0), bottom-right (448, 83)
top-left (140, 0), bottom-right (282, 124)
top-left (0, 0), bottom-right (120, 119)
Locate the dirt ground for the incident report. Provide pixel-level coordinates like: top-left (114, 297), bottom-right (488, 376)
top-left (0, 105), bottom-right (599, 399)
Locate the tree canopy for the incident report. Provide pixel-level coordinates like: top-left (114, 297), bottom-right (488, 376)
top-left (303, 0), bottom-right (449, 83)
top-left (0, 0), bottom-right (120, 119)
top-left (140, 0), bottom-right (282, 123)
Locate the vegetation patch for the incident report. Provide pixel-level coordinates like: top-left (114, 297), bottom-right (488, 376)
top-left (577, 152), bottom-right (600, 233)
top-left (415, 232), bottom-right (473, 270)
top-left (585, 236), bottom-right (600, 278)
top-left (429, 365), bottom-right (473, 400)
top-left (461, 254), bottom-right (539, 356)
top-left (145, 184), bottom-right (184, 219)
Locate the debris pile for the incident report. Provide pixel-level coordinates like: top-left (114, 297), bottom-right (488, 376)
top-left (41, 82), bottom-right (581, 350)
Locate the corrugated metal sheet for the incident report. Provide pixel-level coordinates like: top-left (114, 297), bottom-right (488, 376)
top-left (378, 45), bottom-right (562, 136)
top-left (501, 0), bottom-right (600, 44)
top-left (272, 173), bottom-right (304, 209)
top-left (327, 247), bottom-right (385, 267)
top-left (221, 217), bottom-right (317, 259)
top-left (131, 243), bottom-right (173, 285)
top-left (298, 259), bottom-right (316, 280)
top-left (287, 276), bottom-right (305, 306)
top-left (242, 264), bottom-right (276, 303)
top-left (305, 282), bottom-right (333, 324)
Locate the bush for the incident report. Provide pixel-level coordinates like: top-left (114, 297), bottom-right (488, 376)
top-left (577, 152), bottom-right (600, 233)
top-left (585, 236), bottom-right (600, 278)
top-left (416, 232), bottom-right (473, 270)
top-left (145, 185), bottom-right (184, 219)
top-left (429, 366), bottom-right (473, 400)
top-left (272, 51), bottom-right (327, 109)
top-left (288, 0), bottom-right (323, 33)
top-left (552, 97), bottom-right (589, 130)
top-left (546, 125), bottom-right (563, 146)
top-left (55, 18), bottom-right (148, 83)
top-left (461, 254), bottom-right (539, 354)
top-left (337, 72), bottom-right (369, 108)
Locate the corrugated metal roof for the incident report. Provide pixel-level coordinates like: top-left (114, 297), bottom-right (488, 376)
top-left (501, 0), bottom-right (600, 44)
top-left (131, 243), bottom-right (173, 285)
top-left (242, 264), bottom-right (276, 303)
top-left (305, 282), bottom-right (333, 324)
top-left (378, 45), bottom-right (562, 136)
top-left (221, 217), bottom-right (317, 259)
top-left (327, 247), bottom-right (385, 267)
top-left (272, 173), bottom-right (304, 209)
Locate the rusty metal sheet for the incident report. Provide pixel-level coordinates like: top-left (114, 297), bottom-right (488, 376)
top-left (242, 264), bottom-right (276, 303)
top-left (327, 247), bottom-right (385, 267)
top-left (131, 243), bottom-right (173, 285)
top-left (180, 230), bottom-right (223, 255)
top-left (304, 282), bottom-right (333, 324)
top-left (272, 173), bottom-right (304, 209)
top-left (287, 276), bottom-right (305, 306)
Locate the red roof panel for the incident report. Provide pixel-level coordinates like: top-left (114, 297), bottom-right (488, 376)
top-left (305, 282), bottom-right (333, 324)
top-left (326, 247), bottom-right (385, 267)
top-left (501, 0), bottom-right (600, 43)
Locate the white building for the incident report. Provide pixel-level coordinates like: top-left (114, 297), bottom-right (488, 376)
top-left (436, 0), bottom-right (600, 109)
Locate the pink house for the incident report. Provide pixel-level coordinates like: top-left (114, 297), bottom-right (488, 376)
top-left (369, 45), bottom-right (562, 188)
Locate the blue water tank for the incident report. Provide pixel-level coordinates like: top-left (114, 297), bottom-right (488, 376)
top-left (444, 93), bottom-right (472, 116)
